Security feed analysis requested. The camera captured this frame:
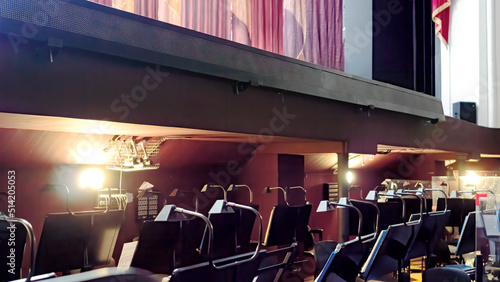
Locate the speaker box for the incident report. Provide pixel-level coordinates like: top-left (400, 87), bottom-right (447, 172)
top-left (453, 102), bottom-right (476, 124)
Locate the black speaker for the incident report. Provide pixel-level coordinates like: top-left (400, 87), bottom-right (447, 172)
top-left (453, 102), bottom-right (476, 124)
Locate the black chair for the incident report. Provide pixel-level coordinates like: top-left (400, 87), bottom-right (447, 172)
top-left (316, 235), bottom-right (375, 282)
top-left (422, 266), bottom-right (471, 282)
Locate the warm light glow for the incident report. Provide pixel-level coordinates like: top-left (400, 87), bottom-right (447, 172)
top-left (464, 171), bottom-right (479, 187)
top-left (79, 168), bottom-right (105, 189)
top-left (347, 171), bottom-right (354, 184)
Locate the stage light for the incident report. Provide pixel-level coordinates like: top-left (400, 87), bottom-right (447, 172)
top-left (79, 168), bottom-right (104, 189)
top-left (464, 171), bottom-right (479, 187)
top-left (347, 171), bottom-right (354, 184)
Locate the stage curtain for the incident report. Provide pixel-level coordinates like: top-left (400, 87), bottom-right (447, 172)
top-left (181, 0), bottom-right (231, 40)
top-left (158, 0), bottom-right (181, 26)
top-left (134, 0), bottom-right (158, 20)
top-left (250, 0), bottom-right (283, 54)
top-left (231, 0), bottom-right (251, 45)
top-left (303, 0), bottom-right (344, 71)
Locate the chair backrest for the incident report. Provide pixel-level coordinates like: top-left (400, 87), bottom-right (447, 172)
top-left (316, 237), bottom-right (371, 282)
top-left (422, 267), bottom-right (471, 282)
top-left (313, 241), bottom-right (338, 277)
top-left (455, 211), bottom-right (476, 256)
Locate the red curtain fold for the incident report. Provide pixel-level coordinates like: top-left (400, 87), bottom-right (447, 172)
top-left (304, 0), bottom-right (344, 71)
top-left (250, 0), bottom-right (283, 55)
top-left (432, 0), bottom-right (451, 47)
top-left (181, 0), bottom-right (231, 40)
top-left (134, 0), bottom-right (158, 20)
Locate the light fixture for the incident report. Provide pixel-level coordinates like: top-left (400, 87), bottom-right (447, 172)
top-left (208, 199), bottom-right (235, 214)
top-left (317, 197), bottom-right (363, 238)
top-left (347, 171), bottom-right (354, 184)
top-left (227, 184), bottom-right (253, 203)
top-left (464, 171), bottom-right (479, 187)
top-left (440, 181), bottom-right (450, 196)
top-left (201, 184), bottom-right (227, 201)
top-left (79, 168), bottom-right (105, 189)
top-left (105, 136), bottom-right (167, 171)
top-left (264, 186), bottom-right (299, 207)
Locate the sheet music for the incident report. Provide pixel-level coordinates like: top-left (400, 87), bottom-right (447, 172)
top-left (117, 241), bottom-right (138, 269)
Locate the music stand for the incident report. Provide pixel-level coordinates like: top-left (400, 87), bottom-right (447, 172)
top-left (405, 211), bottom-right (451, 268)
top-left (377, 202), bottom-right (403, 230)
top-left (234, 203), bottom-right (259, 253)
top-left (130, 220), bottom-right (180, 275)
top-left (86, 210), bottom-right (124, 268)
top-left (360, 221), bottom-right (421, 281)
top-left (350, 201), bottom-right (378, 236)
top-left (263, 206), bottom-right (296, 247)
top-left (35, 213), bottom-right (91, 275)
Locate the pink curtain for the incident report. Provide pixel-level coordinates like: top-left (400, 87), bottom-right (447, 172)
top-left (134, 0), bottom-right (158, 20)
top-left (181, 0), bottom-right (231, 40)
top-left (283, 0), bottom-right (307, 60)
top-left (158, 0), bottom-right (182, 26)
top-left (231, 0), bottom-right (251, 45)
top-left (250, 0), bottom-right (283, 55)
top-left (88, 0), bottom-right (343, 71)
top-left (304, 0), bottom-right (344, 71)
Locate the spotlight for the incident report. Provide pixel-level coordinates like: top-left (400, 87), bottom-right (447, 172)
top-left (79, 168), bottom-right (104, 189)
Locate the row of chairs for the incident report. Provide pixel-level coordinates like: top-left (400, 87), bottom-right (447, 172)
top-left (314, 189), bottom-right (478, 282)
